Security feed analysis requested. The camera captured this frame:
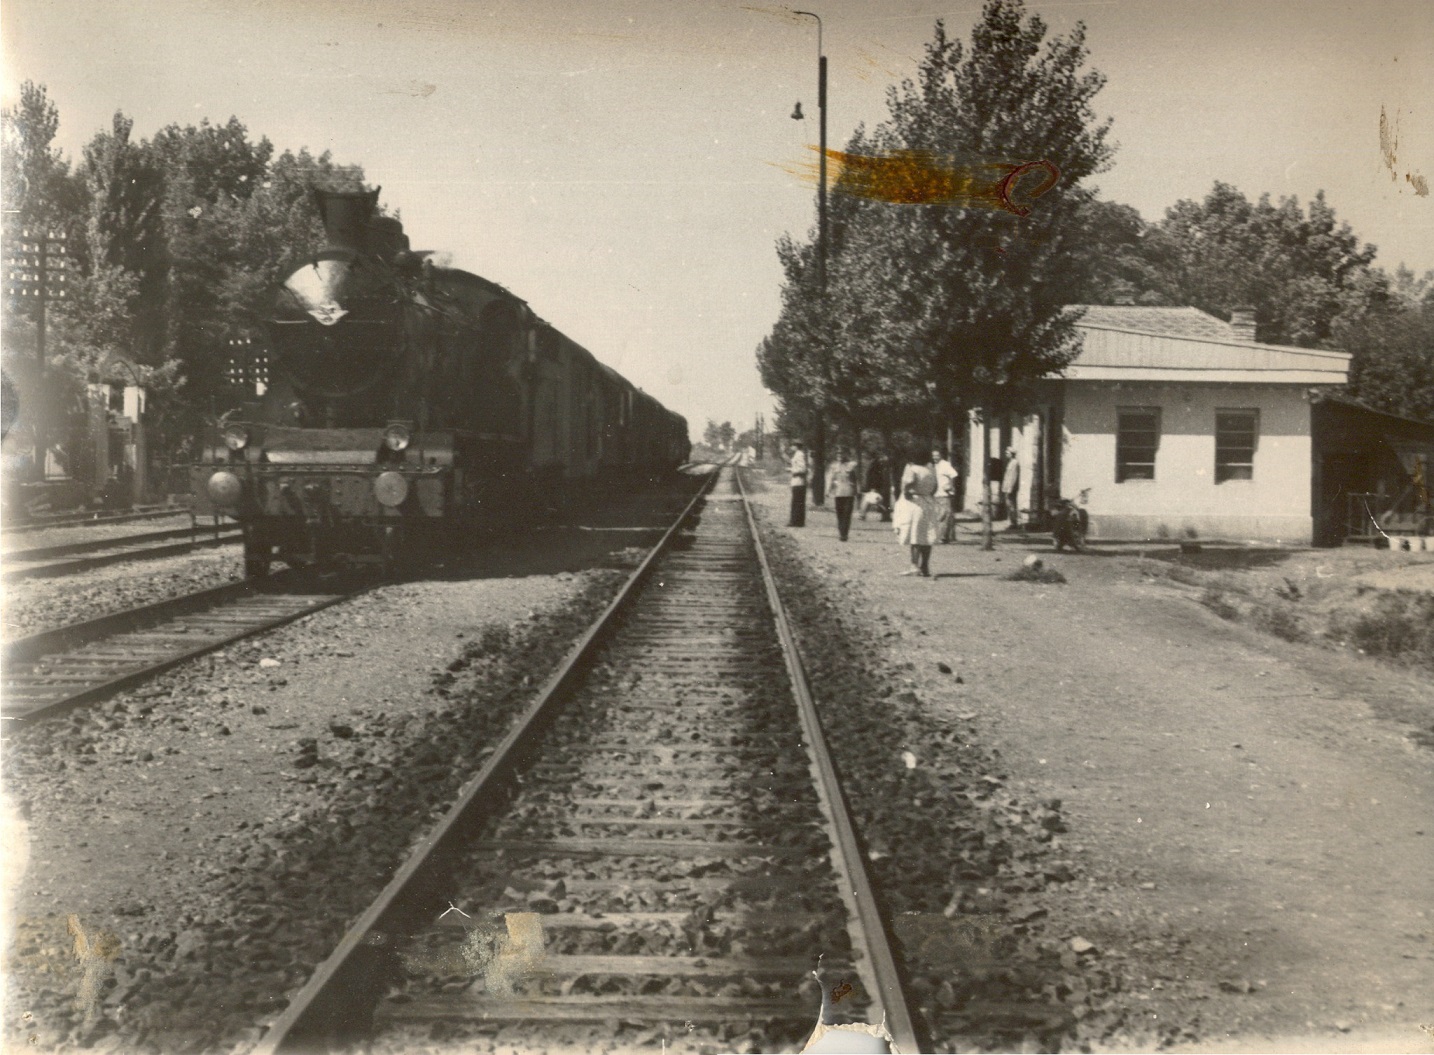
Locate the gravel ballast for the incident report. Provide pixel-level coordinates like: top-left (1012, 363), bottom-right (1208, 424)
top-left (742, 474), bottom-right (1112, 1052)
top-left (3, 549), bottom-right (243, 637)
top-left (3, 479), bottom-right (699, 1054)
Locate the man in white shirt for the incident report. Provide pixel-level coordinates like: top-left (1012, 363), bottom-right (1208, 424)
top-left (1002, 446), bottom-right (1021, 529)
top-left (932, 447), bottom-right (959, 543)
top-left (826, 446), bottom-right (858, 541)
top-left (788, 441), bottom-right (808, 527)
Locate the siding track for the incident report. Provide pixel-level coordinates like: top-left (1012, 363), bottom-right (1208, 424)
top-left (2, 571), bottom-right (364, 720)
top-left (254, 466), bottom-right (919, 1054)
top-left (2, 524), bottom-right (242, 582)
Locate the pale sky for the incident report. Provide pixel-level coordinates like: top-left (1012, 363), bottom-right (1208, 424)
top-left (3, 0), bottom-right (1431, 438)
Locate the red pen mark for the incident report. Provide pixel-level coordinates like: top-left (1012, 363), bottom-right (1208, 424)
top-left (994, 159), bottom-right (1060, 216)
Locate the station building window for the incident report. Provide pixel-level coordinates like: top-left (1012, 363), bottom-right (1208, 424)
top-left (1116, 406), bottom-right (1160, 482)
top-left (1215, 409), bottom-right (1258, 482)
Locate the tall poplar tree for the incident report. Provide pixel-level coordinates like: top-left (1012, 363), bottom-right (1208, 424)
top-left (869, 2), bottom-right (1113, 419)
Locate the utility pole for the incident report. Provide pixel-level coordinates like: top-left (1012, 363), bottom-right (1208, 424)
top-left (794, 10), bottom-right (828, 506)
top-left (5, 229), bottom-right (71, 481)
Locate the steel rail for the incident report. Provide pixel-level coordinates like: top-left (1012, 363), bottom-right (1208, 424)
top-left (738, 467), bottom-right (923, 1053)
top-left (3, 524), bottom-right (237, 562)
top-left (251, 467), bottom-right (720, 1055)
top-left (3, 530), bottom-right (242, 583)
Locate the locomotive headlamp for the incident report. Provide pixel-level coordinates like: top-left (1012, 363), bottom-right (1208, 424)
top-left (382, 424), bottom-right (411, 452)
top-left (207, 471), bottom-right (243, 508)
top-left (374, 471), bottom-right (409, 507)
top-left (222, 425), bottom-right (250, 451)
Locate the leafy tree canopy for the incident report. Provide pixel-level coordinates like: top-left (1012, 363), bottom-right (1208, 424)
top-left (3, 84), bottom-right (369, 461)
top-left (1141, 181), bottom-right (1382, 347)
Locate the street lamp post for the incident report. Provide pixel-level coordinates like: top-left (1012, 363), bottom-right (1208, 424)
top-left (793, 10), bottom-right (828, 506)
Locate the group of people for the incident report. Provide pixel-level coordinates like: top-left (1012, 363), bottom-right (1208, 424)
top-left (786, 442), bottom-right (1024, 577)
top-left (786, 441), bottom-right (917, 539)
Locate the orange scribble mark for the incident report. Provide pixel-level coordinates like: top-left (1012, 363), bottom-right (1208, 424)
top-left (781, 149), bottom-right (1060, 215)
top-left (830, 979), bottom-right (855, 1003)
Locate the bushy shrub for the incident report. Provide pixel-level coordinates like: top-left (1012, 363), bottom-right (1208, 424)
top-left (1254, 603), bottom-right (1307, 643)
top-left (1344, 592), bottom-right (1434, 667)
top-left (1200, 587), bottom-right (1238, 621)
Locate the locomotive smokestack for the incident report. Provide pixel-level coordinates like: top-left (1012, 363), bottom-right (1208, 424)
top-left (368, 216), bottom-right (410, 260)
top-left (313, 188), bottom-right (381, 253)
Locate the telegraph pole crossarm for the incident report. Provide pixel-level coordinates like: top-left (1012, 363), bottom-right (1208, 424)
top-left (5, 229), bottom-right (72, 481)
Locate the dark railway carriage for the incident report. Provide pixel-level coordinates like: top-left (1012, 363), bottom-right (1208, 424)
top-left (191, 189), bottom-right (688, 575)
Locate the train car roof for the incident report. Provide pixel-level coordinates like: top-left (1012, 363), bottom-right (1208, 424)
top-left (432, 263), bottom-right (682, 420)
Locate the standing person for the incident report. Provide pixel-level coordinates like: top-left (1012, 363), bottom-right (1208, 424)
top-left (787, 441), bottom-right (808, 528)
top-left (893, 445), bottom-right (939, 577)
top-left (932, 447), bottom-right (959, 543)
top-left (826, 445), bottom-right (858, 542)
top-left (1002, 446), bottom-right (1022, 529)
top-left (861, 451), bottom-right (891, 522)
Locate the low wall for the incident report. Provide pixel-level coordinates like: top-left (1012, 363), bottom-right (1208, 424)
top-left (1089, 513), bottom-right (1313, 545)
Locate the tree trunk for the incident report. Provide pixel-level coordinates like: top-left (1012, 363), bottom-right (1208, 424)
top-left (981, 413), bottom-right (994, 551)
top-left (811, 409), bottom-right (826, 507)
top-left (881, 428), bottom-right (895, 512)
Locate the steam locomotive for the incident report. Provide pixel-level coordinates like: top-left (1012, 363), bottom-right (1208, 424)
top-left (190, 189), bottom-right (689, 576)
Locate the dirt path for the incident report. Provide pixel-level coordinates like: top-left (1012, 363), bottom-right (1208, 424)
top-left (748, 478), bottom-right (1433, 1052)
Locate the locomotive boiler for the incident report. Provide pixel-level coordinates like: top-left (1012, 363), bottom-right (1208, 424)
top-left (190, 189), bottom-right (689, 576)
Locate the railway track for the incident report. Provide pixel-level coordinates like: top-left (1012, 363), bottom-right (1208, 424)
top-left (1, 504), bottom-right (192, 535)
top-left (2, 523), bottom-right (242, 582)
top-left (1, 570), bottom-right (367, 720)
top-left (254, 466), bottom-right (919, 1054)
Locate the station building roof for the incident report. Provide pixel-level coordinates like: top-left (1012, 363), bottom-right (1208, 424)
top-left (1065, 305), bottom-right (1350, 386)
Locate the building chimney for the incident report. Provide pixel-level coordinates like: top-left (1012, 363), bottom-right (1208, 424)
top-left (1229, 307), bottom-right (1257, 343)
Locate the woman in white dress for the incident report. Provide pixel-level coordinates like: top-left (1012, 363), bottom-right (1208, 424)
top-left (892, 445), bottom-right (939, 577)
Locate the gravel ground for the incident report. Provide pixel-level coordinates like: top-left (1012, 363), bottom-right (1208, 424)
top-left (3, 549), bottom-right (245, 638)
top-left (2, 478), bottom-right (698, 1054)
top-left (743, 466), bottom-right (1433, 1054)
